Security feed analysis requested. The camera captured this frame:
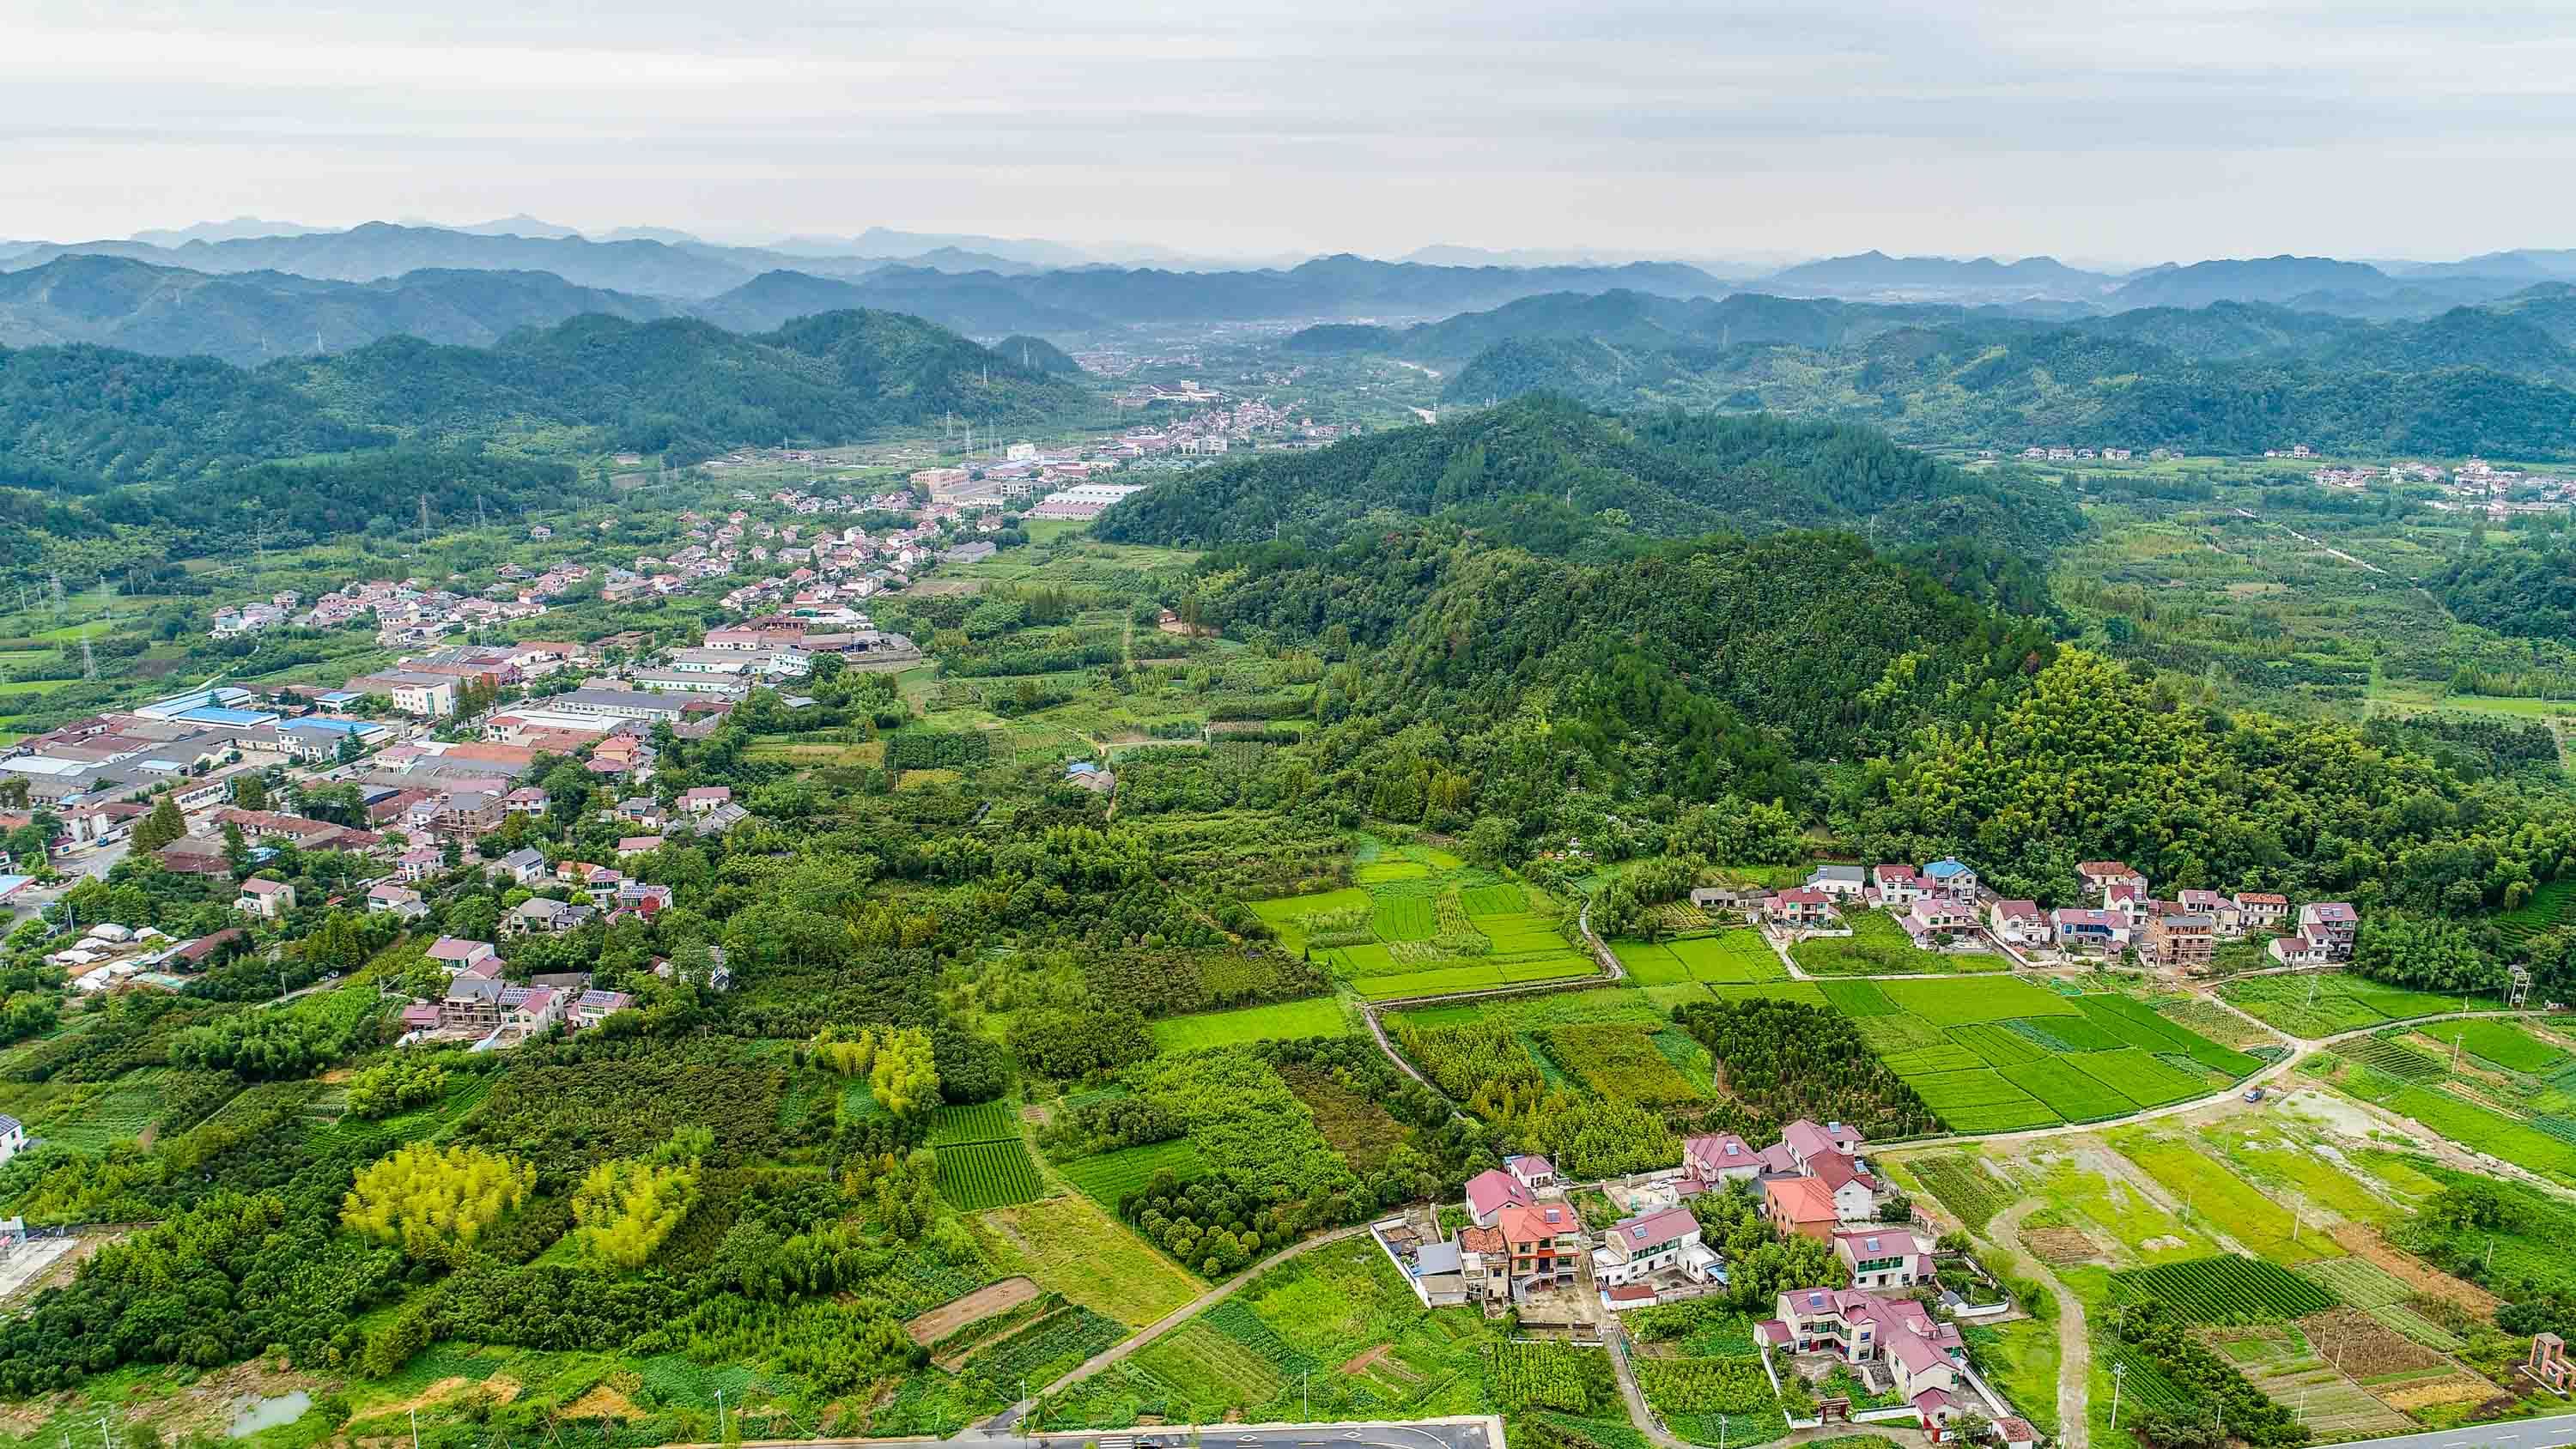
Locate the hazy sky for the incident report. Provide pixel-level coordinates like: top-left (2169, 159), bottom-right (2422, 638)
top-left (10, 0), bottom-right (2576, 265)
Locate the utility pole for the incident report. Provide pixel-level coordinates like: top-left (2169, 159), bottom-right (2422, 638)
top-left (411, 1408), bottom-right (422, 1449)
top-left (2110, 1364), bottom-right (2125, 1429)
top-left (714, 1388), bottom-right (723, 1443)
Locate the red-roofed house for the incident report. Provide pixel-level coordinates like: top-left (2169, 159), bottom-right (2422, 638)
top-left (1809, 1150), bottom-right (1885, 1222)
top-left (1683, 1132), bottom-right (1761, 1185)
top-left (2234, 891), bottom-right (2289, 931)
top-left (1986, 899), bottom-right (2051, 947)
top-left (1832, 1227), bottom-right (1933, 1289)
top-left (2077, 861), bottom-right (2146, 900)
top-left (1898, 898), bottom-right (1975, 946)
top-left (426, 936), bottom-right (500, 975)
top-left (1768, 888), bottom-right (1839, 929)
top-left (1505, 1154), bottom-right (1559, 1191)
top-left (1780, 1119), bottom-right (1865, 1165)
top-left (1871, 864), bottom-right (1923, 907)
top-left (1464, 1169), bottom-right (1528, 1228)
top-left (234, 877), bottom-right (295, 919)
top-left (1764, 1288), bottom-right (1967, 1432)
top-left (2176, 888), bottom-right (2241, 936)
top-left (2299, 901), bottom-right (2358, 959)
top-left (1593, 1206), bottom-right (1715, 1288)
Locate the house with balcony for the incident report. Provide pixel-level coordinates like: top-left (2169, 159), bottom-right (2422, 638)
top-left (1759, 1288), bottom-right (1970, 1436)
top-left (1833, 1228), bottom-right (1934, 1289)
top-left (1592, 1207), bottom-right (1717, 1289)
top-left (1769, 888), bottom-right (1842, 930)
top-left (2298, 901), bottom-right (2359, 960)
top-left (1922, 858), bottom-right (1978, 900)
top-left (1496, 1202), bottom-right (1583, 1292)
top-left (1898, 898), bottom-right (1977, 948)
top-left (2234, 892), bottom-right (2290, 931)
top-left (2049, 907), bottom-right (2129, 955)
top-left (1872, 864), bottom-right (1923, 908)
top-left (1986, 900), bottom-right (2051, 947)
top-left (2175, 889), bottom-right (2242, 937)
top-left (2143, 911), bottom-right (2217, 971)
top-left (235, 877), bottom-right (295, 920)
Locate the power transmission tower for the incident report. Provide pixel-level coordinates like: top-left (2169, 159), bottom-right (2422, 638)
top-left (81, 628), bottom-right (97, 681)
top-left (477, 494), bottom-right (488, 531)
top-left (418, 494), bottom-right (431, 542)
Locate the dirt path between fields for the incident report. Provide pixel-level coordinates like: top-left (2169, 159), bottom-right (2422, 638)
top-left (1987, 1202), bottom-right (2089, 1449)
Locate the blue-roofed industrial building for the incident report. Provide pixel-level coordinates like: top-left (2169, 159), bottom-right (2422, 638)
top-left (173, 706), bottom-right (279, 727)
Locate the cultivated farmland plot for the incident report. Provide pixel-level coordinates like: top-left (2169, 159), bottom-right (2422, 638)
top-left (1258, 848), bottom-right (1597, 1002)
top-left (1905, 1153), bottom-right (2020, 1233)
top-left (2111, 1253), bottom-right (2339, 1321)
top-left (939, 1139), bottom-right (1046, 1210)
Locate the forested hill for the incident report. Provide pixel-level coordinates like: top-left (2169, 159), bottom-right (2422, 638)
top-left (1200, 528), bottom-right (2053, 810)
top-left (280, 311), bottom-right (1087, 453)
top-left (1094, 395), bottom-right (2081, 552)
top-left (0, 344), bottom-right (392, 484)
top-left (1438, 323), bottom-right (2576, 458)
top-left (0, 308), bottom-right (1092, 483)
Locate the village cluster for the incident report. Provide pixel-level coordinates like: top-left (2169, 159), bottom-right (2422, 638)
top-left (1728, 856), bottom-right (2359, 972)
top-left (1372, 1119), bottom-right (2038, 1446)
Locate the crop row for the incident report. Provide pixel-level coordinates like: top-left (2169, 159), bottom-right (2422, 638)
top-left (938, 1139), bottom-right (1045, 1210)
top-left (2111, 1253), bottom-right (2338, 1323)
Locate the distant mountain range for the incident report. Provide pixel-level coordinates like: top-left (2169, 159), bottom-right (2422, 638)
top-left (0, 306), bottom-right (1090, 486)
top-left (12, 217), bottom-right (2576, 369)
top-left (0, 255), bottom-right (676, 365)
top-left (0, 246), bottom-right (1743, 363)
top-left (1395, 283), bottom-right (2576, 458)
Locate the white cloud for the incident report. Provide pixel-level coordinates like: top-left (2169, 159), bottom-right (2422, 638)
top-left (3, 1), bottom-right (2572, 262)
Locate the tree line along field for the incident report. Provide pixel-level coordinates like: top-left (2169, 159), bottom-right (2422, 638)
top-left (1248, 845), bottom-right (1598, 1001)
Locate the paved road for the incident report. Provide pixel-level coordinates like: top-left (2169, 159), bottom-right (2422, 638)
top-left (671, 1418), bottom-right (1502, 1449)
top-left (2328, 1417), bottom-right (2576, 1449)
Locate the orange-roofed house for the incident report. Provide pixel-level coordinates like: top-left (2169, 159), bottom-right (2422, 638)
top-left (1497, 1202), bottom-right (1583, 1289)
top-left (1762, 1176), bottom-right (1840, 1241)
